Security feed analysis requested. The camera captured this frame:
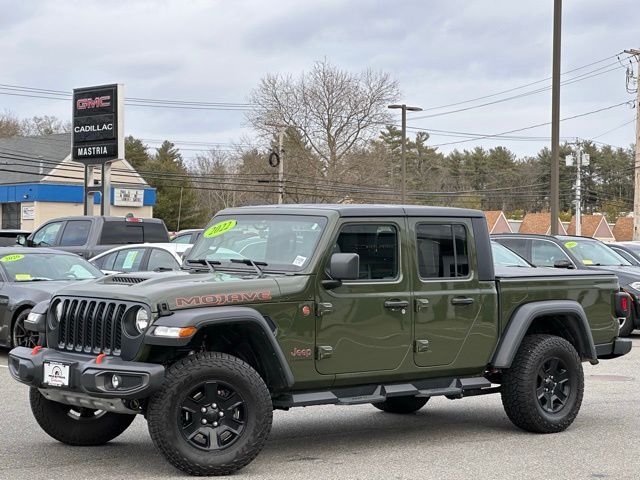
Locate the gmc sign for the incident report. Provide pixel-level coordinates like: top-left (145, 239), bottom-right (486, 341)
top-left (72, 84), bottom-right (123, 164)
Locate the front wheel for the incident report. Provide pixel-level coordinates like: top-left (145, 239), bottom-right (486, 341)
top-left (29, 388), bottom-right (135, 445)
top-left (12, 309), bottom-right (39, 348)
top-left (147, 352), bottom-right (273, 476)
top-left (501, 334), bottom-right (584, 433)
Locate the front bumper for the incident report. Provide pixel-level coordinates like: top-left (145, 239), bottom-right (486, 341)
top-left (8, 347), bottom-right (165, 400)
top-left (595, 338), bottom-right (632, 359)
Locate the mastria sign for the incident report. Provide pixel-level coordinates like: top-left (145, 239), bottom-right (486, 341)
top-left (71, 84), bottom-right (124, 164)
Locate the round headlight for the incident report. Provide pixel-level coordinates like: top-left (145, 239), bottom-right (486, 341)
top-left (135, 308), bottom-right (149, 333)
top-left (54, 302), bottom-right (63, 321)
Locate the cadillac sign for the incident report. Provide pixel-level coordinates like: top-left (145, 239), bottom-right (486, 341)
top-left (72, 84), bottom-right (124, 164)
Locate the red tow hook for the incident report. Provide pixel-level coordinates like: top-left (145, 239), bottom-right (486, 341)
top-left (96, 353), bottom-right (106, 364)
top-left (31, 345), bottom-right (43, 355)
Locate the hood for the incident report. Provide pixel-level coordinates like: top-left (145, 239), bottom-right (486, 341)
top-left (53, 270), bottom-right (310, 312)
top-left (586, 265), bottom-right (640, 288)
top-left (13, 279), bottom-right (78, 295)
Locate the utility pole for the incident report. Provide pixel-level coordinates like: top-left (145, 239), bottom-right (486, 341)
top-left (624, 48), bottom-right (640, 240)
top-left (388, 104), bottom-right (423, 203)
top-left (277, 128), bottom-right (285, 204)
top-left (550, 0), bottom-right (562, 234)
top-left (566, 140), bottom-right (589, 236)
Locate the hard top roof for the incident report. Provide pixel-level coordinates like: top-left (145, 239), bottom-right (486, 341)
top-left (0, 246), bottom-right (77, 255)
top-left (218, 204), bottom-right (484, 218)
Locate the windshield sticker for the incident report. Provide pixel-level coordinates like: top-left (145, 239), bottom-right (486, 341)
top-left (175, 290), bottom-right (272, 308)
top-left (14, 273), bottom-right (32, 281)
top-left (122, 251), bottom-right (138, 269)
top-left (564, 241), bottom-right (578, 249)
top-left (203, 219), bottom-right (237, 238)
top-left (582, 259), bottom-right (594, 265)
top-left (0, 254), bottom-right (24, 263)
top-left (292, 255), bottom-right (307, 267)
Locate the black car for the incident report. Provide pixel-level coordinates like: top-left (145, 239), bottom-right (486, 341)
top-left (23, 215), bottom-right (169, 259)
top-left (607, 242), bottom-right (640, 267)
top-left (0, 247), bottom-right (103, 348)
top-left (492, 233), bottom-right (640, 336)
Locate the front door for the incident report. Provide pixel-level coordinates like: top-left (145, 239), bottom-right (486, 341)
top-left (315, 219), bottom-right (412, 375)
top-left (410, 219), bottom-right (483, 368)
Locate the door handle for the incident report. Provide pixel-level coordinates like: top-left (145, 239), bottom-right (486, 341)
top-left (415, 298), bottom-right (430, 312)
top-left (384, 299), bottom-right (409, 309)
top-left (451, 296), bottom-right (474, 306)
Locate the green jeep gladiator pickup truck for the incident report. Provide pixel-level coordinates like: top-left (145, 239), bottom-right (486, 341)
top-left (8, 205), bottom-right (632, 475)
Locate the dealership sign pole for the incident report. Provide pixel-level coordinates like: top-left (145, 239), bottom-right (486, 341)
top-left (71, 84), bottom-right (124, 216)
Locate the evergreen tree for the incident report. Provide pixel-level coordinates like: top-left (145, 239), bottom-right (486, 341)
top-left (124, 136), bottom-right (151, 171)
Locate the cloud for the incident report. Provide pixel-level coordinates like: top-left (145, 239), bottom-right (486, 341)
top-left (0, 0), bottom-right (637, 157)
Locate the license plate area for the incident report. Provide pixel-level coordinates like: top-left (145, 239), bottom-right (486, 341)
top-left (43, 361), bottom-right (70, 387)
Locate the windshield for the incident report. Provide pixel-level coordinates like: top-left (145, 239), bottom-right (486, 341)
top-left (0, 252), bottom-right (103, 281)
top-left (562, 239), bottom-right (631, 266)
top-left (491, 242), bottom-right (532, 267)
top-left (187, 215), bottom-right (328, 272)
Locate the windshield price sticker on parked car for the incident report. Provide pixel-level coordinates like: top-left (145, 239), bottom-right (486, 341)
top-left (203, 219), bottom-right (237, 238)
top-left (0, 254), bottom-right (24, 263)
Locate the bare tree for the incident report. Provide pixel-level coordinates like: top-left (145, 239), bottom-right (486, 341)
top-left (20, 115), bottom-right (71, 136)
top-left (0, 110), bottom-right (21, 138)
top-left (248, 60), bottom-right (400, 182)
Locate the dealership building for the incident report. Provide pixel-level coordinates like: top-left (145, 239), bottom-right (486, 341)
top-left (0, 133), bottom-right (156, 230)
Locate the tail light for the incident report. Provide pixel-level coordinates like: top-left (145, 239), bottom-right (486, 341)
top-left (615, 291), bottom-right (632, 318)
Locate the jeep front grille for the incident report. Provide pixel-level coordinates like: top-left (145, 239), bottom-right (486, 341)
top-left (56, 298), bottom-right (126, 355)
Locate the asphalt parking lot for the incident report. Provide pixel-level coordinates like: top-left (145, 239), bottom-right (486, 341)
top-left (1, 336), bottom-right (639, 480)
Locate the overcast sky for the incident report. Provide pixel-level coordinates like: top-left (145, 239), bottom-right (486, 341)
top-left (1, 0), bottom-right (638, 161)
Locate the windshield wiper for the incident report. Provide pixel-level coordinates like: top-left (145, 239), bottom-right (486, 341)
top-left (230, 258), bottom-right (267, 278)
top-left (184, 259), bottom-right (221, 273)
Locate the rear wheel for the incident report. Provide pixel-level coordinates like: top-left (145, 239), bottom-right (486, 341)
top-left (29, 388), bottom-right (135, 445)
top-left (501, 334), bottom-right (583, 433)
top-left (147, 352), bottom-right (273, 476)
top-left (372, 396), bottom-right (429, 414)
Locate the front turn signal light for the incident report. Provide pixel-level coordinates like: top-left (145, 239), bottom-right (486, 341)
top-left (153, 326), bottom-right (197, 338)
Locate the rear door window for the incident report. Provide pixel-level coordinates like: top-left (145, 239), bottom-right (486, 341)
top-left (112, 248), bottom-right (146, 272)
top-left (416, 224), bottom-right (470, 278)
top-left (59, 220), bottom-right (92, 246)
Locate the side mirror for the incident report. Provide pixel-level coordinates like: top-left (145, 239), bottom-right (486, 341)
top-left (322, 253), bottom-right (359, 289)
top-left (16, 235), bottom-right (26, 246)
top-left (553, 259), bottom-right (574, 269)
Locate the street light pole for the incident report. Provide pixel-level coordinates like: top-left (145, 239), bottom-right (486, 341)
top-left (550, 0), bottom-right (562, 234)
top-left (389, 104), bottom-right (423, 203)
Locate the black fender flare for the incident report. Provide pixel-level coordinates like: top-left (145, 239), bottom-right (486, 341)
top-left (491, 300), bottom-right (598, 369)
top-left (145, 306), bottom-right (294, 390)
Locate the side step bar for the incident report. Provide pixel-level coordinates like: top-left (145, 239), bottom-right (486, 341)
top-left (273, 376), bottom-right (494, 409)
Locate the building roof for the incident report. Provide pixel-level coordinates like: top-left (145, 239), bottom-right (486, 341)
top-left (0, 133), bottom-right (70, 185)
top-left (483, 211), bottom-right (512, 234)
top-left (613, 217), bottom-right (634, 241)
top-left (567, 215), bottom-right (614, 239)
top-left (519, 212), bottom-right (567, 235)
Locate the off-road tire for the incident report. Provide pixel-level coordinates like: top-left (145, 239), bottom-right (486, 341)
top-left (619, 310), bottom-right (635, 337)
top-left (12, 308), bottom-right (39, 348)
top-left (372, 396), bottom-right (429, 414)
top-left (147, 352), bottom-right (273, 476)
top-left (29, 387), bottom-right (135, 445)
top-left (501, 334), bottom-right (584, 433)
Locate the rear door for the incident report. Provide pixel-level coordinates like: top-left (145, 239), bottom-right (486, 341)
top-left (410, 218), bottom-right (483, 367)
top-left (55, 220), bottom-right (92, 257)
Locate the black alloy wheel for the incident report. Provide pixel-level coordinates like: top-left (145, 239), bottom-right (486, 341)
top-left (536, 357), bottom-right (570, 414)
top-left (12, 309), bottom-right (39, 348)
top-left (179, 380), bottom-right (247, 451)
